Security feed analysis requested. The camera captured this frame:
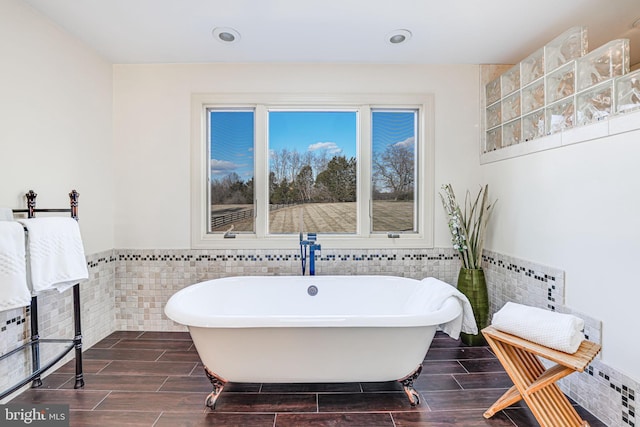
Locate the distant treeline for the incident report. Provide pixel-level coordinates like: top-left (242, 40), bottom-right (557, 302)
top-left (211, 145), bottom-right (414, 205)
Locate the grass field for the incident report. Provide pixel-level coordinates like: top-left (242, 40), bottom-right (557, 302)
top-left (371, 201), bottom-right (414, 232)
top-left (212, 201), bottom-right (414, 233)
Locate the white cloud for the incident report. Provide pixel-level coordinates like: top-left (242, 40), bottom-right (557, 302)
top-left (210, 158), bottom-right (243, 175)
top-left (308, 141), bottom-right (342, 154)
top-left (393, 136), bottom-right (415, 148)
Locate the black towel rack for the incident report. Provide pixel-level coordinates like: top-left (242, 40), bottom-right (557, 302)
top-left (0, 190), bottom-right (84, 400)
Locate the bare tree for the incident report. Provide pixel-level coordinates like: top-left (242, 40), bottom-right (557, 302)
top-left (270, 148), bottom-right (290, 183)
top-left (312, 149), bottom-right (331, 179)
top-left (211, 172), bottom-right (252, 204)
top-left (373, 143), bottom-right (415, 200)
top-left (289, 150), bottom-right (303, 183)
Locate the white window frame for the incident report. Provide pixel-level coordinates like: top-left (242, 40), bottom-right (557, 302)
top-left (191, 93), bottom-right (434, 249)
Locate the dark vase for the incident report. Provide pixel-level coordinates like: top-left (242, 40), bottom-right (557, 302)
top-left (456, 267), bottom-right (489, 346)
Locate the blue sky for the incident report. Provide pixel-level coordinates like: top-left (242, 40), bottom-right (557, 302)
top-left (209, 110), bottom-right (254, 180)
top-left (209, 109), bottom-right (415, 181)
top-left (268, 111), bottom-right (357, 159)
top-left (372, 110), bottom-right (416, 155)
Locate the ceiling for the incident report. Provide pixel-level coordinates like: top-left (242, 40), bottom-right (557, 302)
top-left (24, 0), bottom-right (640, 67)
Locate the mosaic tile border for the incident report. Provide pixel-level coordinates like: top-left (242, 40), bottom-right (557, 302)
top-left (117, 252), bottom-right (457, 263)
top-left (1, 311), bottom-right (27, 333)
top-left (87, 254), bottom-right (117, 269)
top-left (483, 251), bottom-right (565, 312)
top-left (559, 357), bottom-right (638, 427)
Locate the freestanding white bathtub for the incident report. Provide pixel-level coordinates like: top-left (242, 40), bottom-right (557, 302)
top-left (164, 275), bottom-right (464, 408)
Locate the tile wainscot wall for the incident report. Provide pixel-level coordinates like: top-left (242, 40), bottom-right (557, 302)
top-left (0, 247), bottom-right (636, 426)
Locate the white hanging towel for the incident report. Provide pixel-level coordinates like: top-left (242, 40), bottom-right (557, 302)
top-left (17, 217), bottom-right (88, 293)
top-left (491, 302), bottom-right (585, 354)
top-left (0, 221), bottom-right (32, 311)
top-left (420, 277), bottom-right (478, 339)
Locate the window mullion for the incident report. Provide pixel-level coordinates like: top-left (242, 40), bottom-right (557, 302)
top-left (414, 109), bottom-right (420, 233)
top-left (254, 104), bottom-right (268, 238)
top-left (358, 106), bottom-right (372, 237)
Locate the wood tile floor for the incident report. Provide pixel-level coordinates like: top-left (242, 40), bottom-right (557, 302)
top-left (10, 331), bottom-right (607, 426)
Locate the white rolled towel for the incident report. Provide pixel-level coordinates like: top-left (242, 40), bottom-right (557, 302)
top-left (491, 302), bottom-right (585, 354)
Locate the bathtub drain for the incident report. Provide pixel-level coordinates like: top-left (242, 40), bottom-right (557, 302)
top-left (307, 285), bottom-right (318, 296)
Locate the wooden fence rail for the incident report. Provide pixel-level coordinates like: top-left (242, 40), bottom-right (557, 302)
top-left (211, 209), bottom-right (254, 230)
top-left (211, 203), bottom-right (300, 230)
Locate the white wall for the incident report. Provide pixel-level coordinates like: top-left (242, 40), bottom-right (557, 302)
top-left (0, 0), bottom-right (114, 254)
top-left (482, 126), bottom-right (640, 383)
top-left (113, 63), bottom-right (482, 249)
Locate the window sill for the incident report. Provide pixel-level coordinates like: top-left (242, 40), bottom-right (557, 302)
top-left (190, 234), bottom-right (433, 250)
top-left (191, 233), bottom-right (433, 249)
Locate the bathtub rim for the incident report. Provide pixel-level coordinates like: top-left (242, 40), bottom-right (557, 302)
top-left (165, 275), bottom-right (464, 329)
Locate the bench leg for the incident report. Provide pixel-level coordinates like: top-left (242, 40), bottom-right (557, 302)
top-left (484, 385), bottom-right (522, 418)
top-left (484, 334), bottom-right (588, 427)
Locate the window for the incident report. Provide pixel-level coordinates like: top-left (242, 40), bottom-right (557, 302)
top-left (371, 110), bottom-right (417, 233)
top-left (191, 93), bottom-right (434, 249)
top-left (268, 110), bottom-right (357, 234)
top-left (209, 109), bottom-right (255, 233)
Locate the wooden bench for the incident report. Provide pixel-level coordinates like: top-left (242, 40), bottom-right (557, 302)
top-left (482, 326), bottom-right (601, 427)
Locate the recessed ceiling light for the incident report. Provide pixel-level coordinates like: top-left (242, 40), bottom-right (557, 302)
top-left (386, 29), bottom-right (412, 45)
top-left (212, 27), bottom-right (240, 44)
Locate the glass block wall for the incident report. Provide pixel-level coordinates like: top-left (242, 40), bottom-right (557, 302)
top-left (485, 26), bottom-right (638, 152)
